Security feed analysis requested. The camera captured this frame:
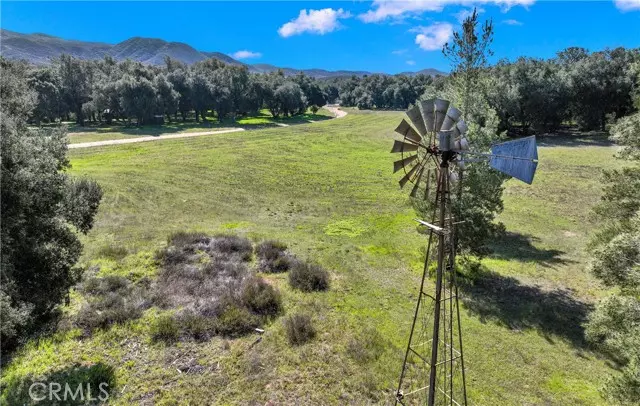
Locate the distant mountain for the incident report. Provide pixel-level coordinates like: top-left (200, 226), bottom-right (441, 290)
top-left (397, 68), bottom-right (446, 77)
top-left (0, 29), bottom-right (446, 78)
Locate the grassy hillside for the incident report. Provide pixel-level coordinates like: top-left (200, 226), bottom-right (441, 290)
top-left (1, 110), bottom-right (618, 405)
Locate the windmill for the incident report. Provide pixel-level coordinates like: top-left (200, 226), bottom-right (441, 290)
top-left (391, 99), bottom-right (538, 406)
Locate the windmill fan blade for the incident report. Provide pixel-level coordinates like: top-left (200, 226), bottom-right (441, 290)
top-left (441, 107), bottom-right (462, 131)
top-left (434, 99), bottom-right (450, 131)
top-left (489, 135), bottom-right (538, 184)
top-left (399, 161), bottom-right (421, 188)
top-left (394, 154), bottom-right (418, 173)
top-left (394, 119), bottom-right (422, 144)
top-left (391, 140), bottom-right (419, 153)
top-left (419, 99), bottom-right (435, 133)
top-left (406, 104), bottom-right (428, 136)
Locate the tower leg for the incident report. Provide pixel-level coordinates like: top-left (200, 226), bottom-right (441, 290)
top-left (427, 165), bottom-right (449, 406)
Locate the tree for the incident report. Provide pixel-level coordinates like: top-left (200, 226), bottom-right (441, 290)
top-left (167, 68), bottom-right (192, 121)
top-left (293, 72), bottom-right (325, 108)
top-left (154, 74), bottom-right (179, 122)
top-left (586, 111), bottom-right (640, 404)
top-left (190, 72), bottom-right (213, 122)
top-left (275, 82), bottom-right (306, 117)
top-left (1, 59), bottom-right (103, 352)
top-left (262, 71), bottom-right (286, 118)
top-left (568, 49), bottom-right (634, 130)
top-left (556, 46), bottom-right (589, 65)
top-left (56, 55), bottom-right (92, 125)
top-left (443, 7), bottom-right (493, 118)
top-left (425, 8), bottom-right (506, 257)
top-left (27, 66), bottom-right (62, 124)
top-left (117, 74), bottom-right (157, 125)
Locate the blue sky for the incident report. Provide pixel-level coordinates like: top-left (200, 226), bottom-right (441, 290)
top-left (2, 1), bottom-right (639, 73)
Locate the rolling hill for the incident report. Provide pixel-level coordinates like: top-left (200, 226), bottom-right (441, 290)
top-left (0, 29), bottom-right (446, 78)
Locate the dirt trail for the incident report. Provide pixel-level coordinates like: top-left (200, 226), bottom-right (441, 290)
top-left (325, 105), bottom-right (348, 118)
top-left (68, 128), bottom-right (245, 149)
top-left (69, 105), bottom-right (348, 149)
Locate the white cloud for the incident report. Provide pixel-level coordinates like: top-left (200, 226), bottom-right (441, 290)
top-left (359, 0), bottom-right (534, 23)
top-left (392, 49), bottom-right (408, 55)
top-left (615, 0), bottom-right (640, 11)
top-left (278, 8), bottom-right (351, 37)
top-left (406, 60), bottom-right (417, 65)
top-left (413, 23), bottom-right (454, 51)
top-left (232, 50), bottom-right (262, 60)
top-left (502, 18), bottom-right (523, 25)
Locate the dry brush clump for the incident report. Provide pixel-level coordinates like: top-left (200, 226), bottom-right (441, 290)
top-left (288, 261), bottom-right (330, 292)
top-left (151, 232), bottom-right (282, 341)
top-left (75, 275), bottom-right (151, 334)
top-left (284, 313), bottom-right (316, 345)
top-left (255, 240), bottom-right (295, 273)
top-left (255, 239), bottom-right (331, 292)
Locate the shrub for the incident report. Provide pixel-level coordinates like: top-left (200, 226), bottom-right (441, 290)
top-left (215, 305), bottom-right (259, 337)
top-left (256, 240), bottom-right (287, 261)
top-left (150, 314), bottom-right (179, 343)
top-left (75, 275), bottom-right (148, 333)
top-left (310, 105), bottom-right (320, 114)
top-left (284, 313), bottom-right (316, 345)
top-left (96, 244), bottom-right (128, 260)
top-left (76, 294), bottom-right (144, 332)
top-left (211, 235), bottom-right (253, 261)
top-left (256, 240), bottom-right (292, 273)
top-left (288, 261), bottom-right (330, 292)
top-left (241, 276), bottom-right (282, 316)
top-left (168, 231), bottom-right (209, 248)
top-left (176, 311), bottom-right (215, 341)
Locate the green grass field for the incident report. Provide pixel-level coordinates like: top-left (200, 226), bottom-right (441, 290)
top-left (61, 108), bottom-right (334, 144)
top-left (2, 109), bottom-right (619, 405)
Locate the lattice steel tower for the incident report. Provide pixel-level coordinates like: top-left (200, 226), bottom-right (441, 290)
top-left (390, 99), bottom-right (538, 406)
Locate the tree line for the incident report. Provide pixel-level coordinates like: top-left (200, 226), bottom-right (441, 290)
top-left (329, 46), bottom-right (640, 133)
top-left (19, 45), bottom-right (639, 134)
top-left (22, 55), bottom-right (333, 126)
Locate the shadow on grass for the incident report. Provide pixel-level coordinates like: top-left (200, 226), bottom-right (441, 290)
top-left (458, 264), bottom-right (592, 348)
top-left (488, 232), bottom-right (571, 267)
top-left (66, 121), bottom-right (230, 136)
top-left (58, 110), bottom-right (332, 136)
top-left (537, 133), bottom-right (613, 148)
top-left (2, 362), bottom-right (116, 405)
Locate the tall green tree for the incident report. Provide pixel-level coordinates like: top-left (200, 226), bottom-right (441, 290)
top-left (586, 111), bottom-right (640, 404)
top-left (443, 8), bottom-right (493, 118)
top-left (568, 49), bottom-right (635, 130)
top-left (1, 59), bottom-right (103, 352)
top-left (117, 74), bottom-right (157, 125)
top-left (418, 7), bottom-right (506, 257)
top-left (56, 55), bottom-right (92, 125)
top-left (27, 66), bottom-right (63, 124)
top-left (154, 73), bottom-right (179, 122)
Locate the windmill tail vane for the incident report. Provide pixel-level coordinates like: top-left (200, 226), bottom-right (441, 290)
top-left (390, 99), bottom-right (538, 406)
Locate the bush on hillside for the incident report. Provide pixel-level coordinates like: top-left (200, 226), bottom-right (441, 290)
top-left (75, 276), bottom-right (149, 333)
top-left (284, 313), bottom-right (316, 346)
top-left (150, 314), bottom-right (179, 343)
top-left (288, 261), bottom-right (330, 292)
top-left (241, 276), bottom-right (282, 316)
top-left (255, 240), bottom-right (293, 273)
